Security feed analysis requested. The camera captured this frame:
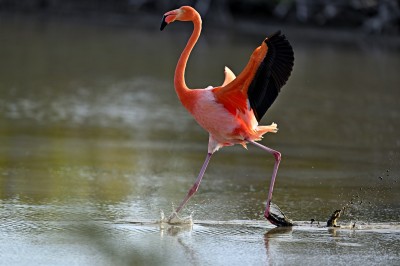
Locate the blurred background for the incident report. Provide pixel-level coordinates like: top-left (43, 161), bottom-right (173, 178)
top-left (1, 0), bottom-right (399, 265)
top-left (1, 0), bottom-right (400, 34)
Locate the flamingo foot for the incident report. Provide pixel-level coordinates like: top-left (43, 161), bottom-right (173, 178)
top-left (167, 212), bottom-right (193, 225)
top-left (162, 208), bottom-right (193, 225)
top-left (265, 202), bottom-right (294, 227)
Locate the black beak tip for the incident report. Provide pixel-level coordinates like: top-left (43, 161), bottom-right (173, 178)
top-left (160, 15), bottom-right (168, 31)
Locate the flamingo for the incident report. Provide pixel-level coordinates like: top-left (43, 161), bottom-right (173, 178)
top-left (160, 6), bottom-right (294, 226)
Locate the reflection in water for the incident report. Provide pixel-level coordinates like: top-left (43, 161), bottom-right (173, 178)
top-left (264, 226), bottom-right (293, 265)
top-left (160, 223), bottom-right (200, 266)
top-left (0, 16), bottom-right (400, 265)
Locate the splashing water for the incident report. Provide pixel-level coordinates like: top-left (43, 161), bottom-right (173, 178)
top-left (159, 210), bottom-right (193, 225)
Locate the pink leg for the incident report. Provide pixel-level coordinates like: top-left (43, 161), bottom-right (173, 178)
top-left (168, 152), bottom-right (213, 221)
top-left (248, 140), bottom-right (281, 220)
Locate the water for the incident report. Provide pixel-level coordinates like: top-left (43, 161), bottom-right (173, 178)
top-left (1, 16), bottom-right (400, 265)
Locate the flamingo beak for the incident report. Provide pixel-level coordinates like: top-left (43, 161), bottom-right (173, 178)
top-left (160, 15), bottom-right (168, 31)
top-left (160, 9), bottom-right (179, 31)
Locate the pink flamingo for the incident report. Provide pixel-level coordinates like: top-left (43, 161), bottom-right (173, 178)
top-left (160, 6), bottom-right (294, 226)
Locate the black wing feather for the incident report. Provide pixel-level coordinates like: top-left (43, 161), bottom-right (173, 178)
top-left (247, 31), bottom-right (294, 122)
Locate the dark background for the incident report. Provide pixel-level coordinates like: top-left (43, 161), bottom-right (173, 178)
top-left (1, 0), bottom-right (399, 35)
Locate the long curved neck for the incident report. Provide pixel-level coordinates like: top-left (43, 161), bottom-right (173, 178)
top-left (174, 15), bottom-right (202, 102)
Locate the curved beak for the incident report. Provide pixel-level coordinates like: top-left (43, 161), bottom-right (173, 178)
top-left (160, 15), bottom-right (168, 31)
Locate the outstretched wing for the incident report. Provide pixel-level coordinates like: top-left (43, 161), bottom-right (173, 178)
top-left (247, 31), bottom-right (294, 121)
top-left (213, 31), bottom-right (294, 121)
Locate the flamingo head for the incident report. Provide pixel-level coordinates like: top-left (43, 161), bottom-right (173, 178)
top-left (160, 6), bottom-right (198, 31)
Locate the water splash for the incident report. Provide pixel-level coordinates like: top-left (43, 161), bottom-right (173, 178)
top-left (159, 210), bottom-right (193, 225)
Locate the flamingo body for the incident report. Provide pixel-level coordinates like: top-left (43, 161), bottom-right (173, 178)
top-left (160, 6), bottom-right (294, 226)
top-left (192, 88), bottom-right (238, 152)
top-left (189, 87), bottom-right (276, 153)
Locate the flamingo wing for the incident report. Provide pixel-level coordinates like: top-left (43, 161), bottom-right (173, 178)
top-left (221, 66), bottom-right (236, 86)
top-left (247, 31), bottom-right (294, 121)
top-left (213, 31), bottom-right (294, 121)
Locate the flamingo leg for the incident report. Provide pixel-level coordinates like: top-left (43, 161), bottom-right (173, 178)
top-left (168, 152), bottom-right (213, 221)
top-left (248, 140), bottom-right (281, 221)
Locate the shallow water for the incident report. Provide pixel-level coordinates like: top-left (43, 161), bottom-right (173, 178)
top-left (1, 16), bottom-right (400, 265)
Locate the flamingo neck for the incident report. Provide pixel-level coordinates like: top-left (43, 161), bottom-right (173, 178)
top-left (174, 15), bottom-right (202, 105)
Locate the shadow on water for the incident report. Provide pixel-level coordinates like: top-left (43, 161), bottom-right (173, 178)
top-left (0, 14), bottom-right (400, 265)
